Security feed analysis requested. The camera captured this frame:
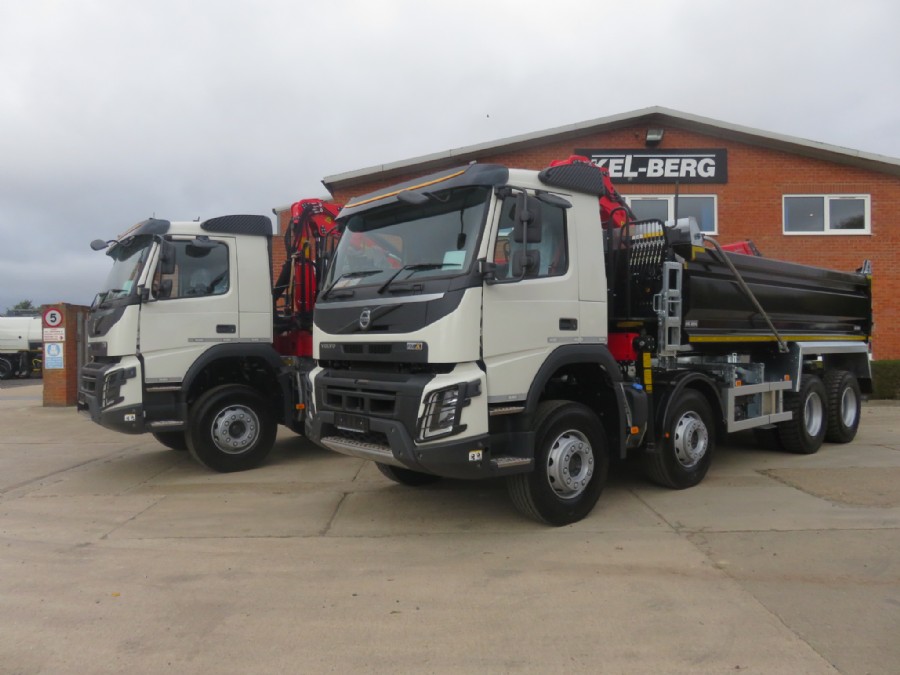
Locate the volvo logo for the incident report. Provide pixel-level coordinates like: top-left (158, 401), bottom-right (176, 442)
top-left (359, 308), bottom-right (372, 330)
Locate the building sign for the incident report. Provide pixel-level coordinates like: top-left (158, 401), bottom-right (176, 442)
top-left (574, 148), bottom-right (728, 184)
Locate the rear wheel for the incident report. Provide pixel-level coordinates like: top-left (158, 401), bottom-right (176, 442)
top-left (777, 374), bottom-right (826, 454)
top-left (0, 357), bottom-right (12, 380)
top-left (824, 370), bottom-right (861, 444)
top-left (376, 463), bottom-right (441, 486)
top-left (507, 401), bottom-right (609, 526)
top-left (152, 431), bottom-right (188, 451)
top-left (186, 384), bottom-right (276, 472)
top-left (642, 389), bottom-right (715, 489)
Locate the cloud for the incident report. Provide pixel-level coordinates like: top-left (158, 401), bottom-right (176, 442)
top-left (1, 0), bottom-right (898, 313)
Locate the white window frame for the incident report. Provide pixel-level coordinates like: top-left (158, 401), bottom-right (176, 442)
top-left (624, 194), bottom-right (718, 234)
top-left (782, 194), bottom-right (871, 235)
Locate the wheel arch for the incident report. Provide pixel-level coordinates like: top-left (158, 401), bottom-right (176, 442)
top-left (654, 372), bottom-right (724, 442)
top-left (181, 343), bottom-right (291, 424)
top-left (524, 344), bottom-right (628, 458)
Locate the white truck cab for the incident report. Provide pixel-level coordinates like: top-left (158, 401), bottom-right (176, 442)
top-left (78, 215), bottom-right (295, 472)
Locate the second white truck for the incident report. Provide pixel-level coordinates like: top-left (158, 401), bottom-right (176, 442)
top-left (306, 159), bottom-right (873, 525)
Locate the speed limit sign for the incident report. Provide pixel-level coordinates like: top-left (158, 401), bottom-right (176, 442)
top-left (43, 307), bottom-right (63, 328)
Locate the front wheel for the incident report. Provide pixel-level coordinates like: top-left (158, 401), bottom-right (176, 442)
top-left (507, 401), bottom-right (609, 526)
top-left (186, 384), bottom-right (276, 472)
top-left (0, 357), bottom-right (12, 380)
top-left (642, 389), bottom-right (715, 489)
top-left (777, 374), bottom-right (826, 454)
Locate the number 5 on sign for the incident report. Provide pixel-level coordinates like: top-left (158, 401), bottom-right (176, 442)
top-left (43, 308), bottom-right (63, 328)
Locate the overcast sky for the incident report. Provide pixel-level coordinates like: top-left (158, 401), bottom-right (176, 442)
top-left (1, 0), bottom-right (898, 313)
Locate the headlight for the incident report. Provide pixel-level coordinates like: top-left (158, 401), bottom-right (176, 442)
top-left (418, 385), bottom-right (462, 441)
top-left (101, 366), bottom-right (136, 409)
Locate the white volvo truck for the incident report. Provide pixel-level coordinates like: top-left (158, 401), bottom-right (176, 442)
top-left (306, 161), bottom-right (873, 525)
top-left (78, 200), bottom-right (341, 472)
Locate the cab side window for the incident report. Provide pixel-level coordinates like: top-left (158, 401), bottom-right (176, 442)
top-left (155, 240), bottom-right (230, 300)
top-left (492, 195), bottom-right (568, 280)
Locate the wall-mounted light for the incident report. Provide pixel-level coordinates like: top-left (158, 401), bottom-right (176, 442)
top-left (645, 128), bottom-right (664, 147)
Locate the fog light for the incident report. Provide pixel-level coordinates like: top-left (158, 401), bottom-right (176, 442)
top-left (419, 385), bottom-right (461, 440)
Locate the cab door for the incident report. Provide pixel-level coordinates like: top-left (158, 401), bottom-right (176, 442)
top-left (481, 192), bottom-right (581, 403)
top-left (138, 236), bottom-right (239, 383)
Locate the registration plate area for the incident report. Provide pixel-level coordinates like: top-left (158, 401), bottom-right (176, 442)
top-left (335, 412), bottom-right (369, 434)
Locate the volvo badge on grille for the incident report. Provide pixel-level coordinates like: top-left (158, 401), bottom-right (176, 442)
top-left (359, 308), bottom-right (371, 330)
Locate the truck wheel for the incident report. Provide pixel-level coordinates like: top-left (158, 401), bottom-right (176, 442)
top-left (643, 389), bottom-right (715, 489)
top-left (151, 431), bottom-right (188, 451)
top-left (777, 374), bottom-right (826, 454)
top-left (376, 463), bottom-right (441, 486)
top-left (824, 370), bottom-right (861, 444)
top-left (186, 384), bottom-right (276, 472)
top-left (0, 357), bottom-right (12, 380)
top-left (507, 401), bottom-right (609, 526)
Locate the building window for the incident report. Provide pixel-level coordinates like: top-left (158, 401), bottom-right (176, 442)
top-left (625, 195), bottom-right (717, 233)
top-left (783, 195), bottom-right (871, 235)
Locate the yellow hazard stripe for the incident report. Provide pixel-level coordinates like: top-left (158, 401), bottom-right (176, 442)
top-left (345, 169), bottom-right (468, 209)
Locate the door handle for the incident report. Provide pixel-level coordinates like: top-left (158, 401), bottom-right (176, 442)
top-left (559, 318), bottom-right (577, 331)
top-left (216, 324), bottom-right (236, 334)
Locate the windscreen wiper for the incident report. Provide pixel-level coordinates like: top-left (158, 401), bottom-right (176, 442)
top-left (377, 263), bottom-right (449, 294)
top-left (321, 269), bottom-right (381, 300)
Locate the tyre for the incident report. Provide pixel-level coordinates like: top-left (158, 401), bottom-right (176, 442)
top-left (186, 384), bottom-right (276, 472)
top-left (152, 431), bottom-right (189, 451)
top-left (376, 463), bottom-right (441, 486)
top-left (0, 357), bottom-right (12, 380)
top-left (824, 370), bottom-right (862, 444)
top-left (777, 374), bottom-right (826, 454)
top-left (507, 401), bottom-right (609, 526)
top-left (642, 389), bottom-right (715, 489)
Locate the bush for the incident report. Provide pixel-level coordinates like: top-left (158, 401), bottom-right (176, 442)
top-left (871, 360), bottom-right (900, 400)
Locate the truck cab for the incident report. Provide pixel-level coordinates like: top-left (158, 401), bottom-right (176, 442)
top-left (78, 215), bottom-right (293, 472)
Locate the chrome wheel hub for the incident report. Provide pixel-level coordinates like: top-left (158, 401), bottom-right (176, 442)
top-left (672, 412), bottom-right (709, 468)
top-left (211, 405), bottom-right (259, 455)
top-left (546, 429), bottom-right (594, 500)
top-left (804, 392), bottom-right (824, 437)
top-left (840, 387), bottom-right (858, 428)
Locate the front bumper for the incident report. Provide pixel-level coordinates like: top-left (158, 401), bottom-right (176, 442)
top-left (77, 358), bottom-right (144, 434)
top-left (307, 363), bottom-right (530, 480)
top-left (308, 409), bottom-right (493, 479)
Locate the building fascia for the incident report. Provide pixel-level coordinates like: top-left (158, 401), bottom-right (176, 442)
top-left (322, 106), bottom-right (900, 194)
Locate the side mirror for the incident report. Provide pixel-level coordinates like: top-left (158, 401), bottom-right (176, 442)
top-left (90, 239), bottom-right (110, 251)
top-left (159, 240), bottom-right (176, 276)
top-left (512, 193), bottom-right (542, 244)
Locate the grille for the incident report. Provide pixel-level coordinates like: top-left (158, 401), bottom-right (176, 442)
top-left (323, 384), bottom-right (396, 416)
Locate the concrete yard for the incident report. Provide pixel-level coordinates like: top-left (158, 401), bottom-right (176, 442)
top-left (1, 380), bottom-right (898, 674)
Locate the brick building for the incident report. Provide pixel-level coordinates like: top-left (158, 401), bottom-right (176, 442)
top-left (275, 107), bottom-right (900, 359)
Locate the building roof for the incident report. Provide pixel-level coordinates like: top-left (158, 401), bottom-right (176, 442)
top-left (322, 106), bottom-right (900, 193)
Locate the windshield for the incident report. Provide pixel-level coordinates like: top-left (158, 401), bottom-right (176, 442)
top-left (98, 235), bottom-right (154, 304)
top-left (324, 187), bottom-right (490, 294)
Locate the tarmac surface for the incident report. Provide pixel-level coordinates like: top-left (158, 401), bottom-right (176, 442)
top-left (1, 379), bottom-right (898, 674)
